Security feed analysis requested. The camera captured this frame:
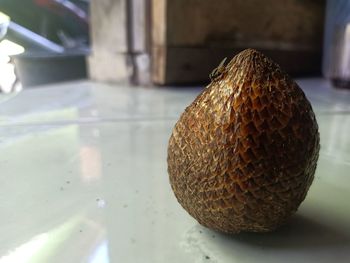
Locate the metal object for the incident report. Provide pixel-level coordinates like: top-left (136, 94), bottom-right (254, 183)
top-left (323, 0), bottom-right (350, 89)
top-left (8, 21), bottom-right (64, 53)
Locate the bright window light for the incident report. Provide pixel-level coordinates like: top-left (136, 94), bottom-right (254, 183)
top-left (0, 39), bottom-right (25, 56)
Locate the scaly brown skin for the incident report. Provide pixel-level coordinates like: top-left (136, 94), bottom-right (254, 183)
top-left (167, 49), bottom-right (320, 234)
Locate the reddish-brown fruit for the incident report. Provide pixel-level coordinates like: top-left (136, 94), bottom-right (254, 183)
top-left (167, 49), bottom-right (320, 234)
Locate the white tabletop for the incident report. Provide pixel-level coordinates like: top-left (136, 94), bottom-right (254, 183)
top-left (0, 79), bottom-right (350, 263)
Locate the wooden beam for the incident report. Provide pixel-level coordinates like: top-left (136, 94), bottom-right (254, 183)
top-left (151, 0), bottom-right (325, 85)
top-left (154, 46), bottom-right (322, 85)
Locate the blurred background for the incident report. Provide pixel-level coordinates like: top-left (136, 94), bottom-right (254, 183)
top-left (0, 0), bottom-right (89, 93)
top-left (0, 0), bottom-right (338, 92)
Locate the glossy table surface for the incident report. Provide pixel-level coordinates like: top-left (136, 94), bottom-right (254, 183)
top-left (0, 79), bottom-right (350, 263)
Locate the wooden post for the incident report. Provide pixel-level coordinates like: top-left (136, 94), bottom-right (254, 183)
top-left (88, 0), bottom-right (151, 85)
